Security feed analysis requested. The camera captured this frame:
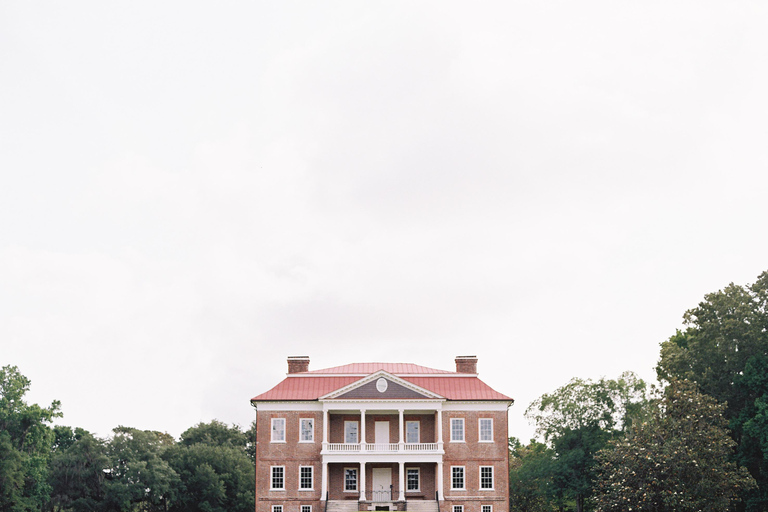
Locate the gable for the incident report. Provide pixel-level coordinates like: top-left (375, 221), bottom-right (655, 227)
top-left (335, 377), bottom-right (432, 400)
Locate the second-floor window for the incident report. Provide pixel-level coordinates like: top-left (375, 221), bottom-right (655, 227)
top-left (344, 421), bottom-right (359, 444)
top-left (406, 421), bottom-right (420, 443)
top-left (450, 418), bottom-right (464, 442)
top-left (479, 418), bottom-right (493, 442)
top-left (300, 418), bottom-right (314, 442)
top-left (271, 418), bottom-right (286, 443)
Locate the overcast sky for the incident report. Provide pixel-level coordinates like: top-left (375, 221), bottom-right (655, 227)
top-left (2, 1), bottom-right (767, 443)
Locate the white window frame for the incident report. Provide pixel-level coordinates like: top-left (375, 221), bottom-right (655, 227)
top-left (271, 466), bottom-right (285, 490)
top-left (480, 466), bottom-right (494, 490)
top-left (344, 467), bottom-right (358, 492)
top-left (479, 418), bottom-right (493, 443)
top-left (482, 506), bottom-right (492, 512)
top-left (273, 506), bottom-right (283, 512)
top-left (450, 418), bottom-right (465, 442)
top-left (453, 506), bottom-right (464, 512)
top-left (299, 466), bottom-right (314, 490)
top-left (406, 421), bottom-right (420, 444)
top-left (300, 418), bottom-right (314, 443)
top-left (301, 506), bottom-right (312, 512)
top-left (406, 467), bottom-right (420, 492)
top-left (344, 421), bottom-right (359, 444)
top-left (271, 418), bottom-right (286, 443)
top-left (451, 466), bottom-right (465, 490)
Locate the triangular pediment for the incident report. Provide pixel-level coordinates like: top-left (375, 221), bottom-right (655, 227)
top-left (320, 370), bottom-right (444, 400)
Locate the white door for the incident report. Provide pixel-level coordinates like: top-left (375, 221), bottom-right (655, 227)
top-left (371, 468), bottom-right (392, 501)
top-left (375, 421), bottom-right (390, 446)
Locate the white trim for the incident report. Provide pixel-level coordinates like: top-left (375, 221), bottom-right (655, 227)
top-left (479, 466), bottom-right (494, 490)
top-left (478, 418), bottom-right (493, 443)
top-left (300, 418), bottom-right (315, 443)
top-left (405, 467), bottom-right (420, 492)
top-left (451, 466), bottom-right (465, 490)
top-left (320, 370), bottom-right (445, 400)
top-left (442, 402), bottom-right (511, 411)
top-left (270, 466), bottom-right (285, 490)
top-left (271, 418), bottom-right (286, 443)
top-left (450, 418), bottom-right (465, 442)
top-left (253, 402), bottom-right (323, 411)
top-left (299, 465), bottom-right (314, 490)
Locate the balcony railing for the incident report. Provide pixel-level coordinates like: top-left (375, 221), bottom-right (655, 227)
top-left (324, 443), bottom-right (440, 454)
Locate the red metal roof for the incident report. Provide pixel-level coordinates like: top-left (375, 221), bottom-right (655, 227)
top-left (305, 362), bottom-right (455, 375)
top-left (250, 364), bottom-right (513, 402)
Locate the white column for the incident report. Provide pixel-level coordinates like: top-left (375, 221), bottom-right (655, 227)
top-left (360, 409), bottom-right (366, 450)
top-left (359, 462), bottom-right (366, 501)
top-left (437, 462), bottom-right (444, 500)
top-left (322, 461), bottom-right (328, 499)
top-left (398, 461), bottom-right (405, 501)
top-left (398, 409), bottom-right (405, 450)
top-left (436, 409), bottom-right (443, 448)
top-left (323, 409), bottom-right (329, 449)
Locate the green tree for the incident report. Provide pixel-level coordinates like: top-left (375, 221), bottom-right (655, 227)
top-left (657, 270), bottom-right (768, 510)
top-left (509, 438), bottom-right (557, 512)
top-left (47, 427), bottom-right (109, 512)
top-left (525, 372), bottom-right (648, 512)
top-left (163, 421), bottom-right (254, 512)
top-left (0, 365), bottom-right (61, 512)
top-left (593, 380), bottom-right (756, 512)
top-left (102, 426), bottom-right (178, 512)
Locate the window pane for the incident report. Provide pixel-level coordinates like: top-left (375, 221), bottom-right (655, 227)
top-left (272, 418), bottom-right (285, 442)
top-left (406, 421), bottom-right (419, 443)
top-left (300, 467), bottom-right (313, 489)
top-left (272, 467), bottom-right (284, 489)
top-left (345, 468), bottom-right (358, 491)
top-left (407, 468), bottom-right (419, 490)
top-left (480, 467), bottom-right (493, 489)
top-left (480, 418), bottom-right (493, 441)
top-left (451, 419), bottom-right (464, 442)
top-left (452, 467), bottom-right (464, 489)
top-left (482, 506), bottom-right (492, 512)
top-left (301, 419), bottom-right (314, 442)
top-left (345, 422), bottom-right (358, 444)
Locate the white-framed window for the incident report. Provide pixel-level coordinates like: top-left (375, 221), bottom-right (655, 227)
top-left (450, 418), bottom-right (464, 442)
top-left (271, 466), bottom-right (285, 490)
top-left (479, 418), bottom-right (493, 442)
top-left (273, 506), bottom-right (283, 512)
top-left (482, 506), bottom-right (492, 512)
top-left (344, 421), bottom-right (359, 444)
top-left (344, 467), bottom-right (358, 492)
top-left (451, 466), bottom-right (465, 490)
top-left (406, 421), bottom-right (420, 443)
top-left (302, 506), bottom-right (312, 512)
top-left (453, 506), bottom-right (463, 512)
top-left (299, 466), bottom-right (313, 490)
top-left (300, 418), bottom-right (314, 442)
top-left (480, 466), bottom-right (494, 490)
top-left (406, 467), bottom-right (420, 491)
top-left (271, 418), bottom-right (286, 443)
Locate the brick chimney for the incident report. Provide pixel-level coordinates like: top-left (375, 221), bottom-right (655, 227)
top-left (455, 355), bottom-right (478, 374)
top-left (287, 356), bottom-right (310, 374)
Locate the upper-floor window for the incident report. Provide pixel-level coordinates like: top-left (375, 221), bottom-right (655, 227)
top-left (271, 418), bottom-right (286, 443)
top-left (480, 466), bottom-right (494, 489)
top-left (302, 506), bottom-right (312, 512)
top-left (271, 466), bottom-right (285, 490)
top-left (406, 421), bottom-right (420, 443)
top-left (451, 466), bottom-right (465, 490)
top-left (300, 418), bottom-right (314, 442)
top-left (344, 421), bottom-right (359, 444)
top-left (450, 418), bottom-right (464, 442)
top-left (479, 418), bottom-right (493, 442)
top-left (482, 506), bottom-right (492, 512)
top-left (453, 507), bottom-right (463, 512)
top-left (273, 506), bottom-right (283, 512)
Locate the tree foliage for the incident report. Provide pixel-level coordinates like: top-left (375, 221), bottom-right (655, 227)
top-left (523, 372), bottom-right (649, 512)
top-left (48, 426), bottom-right (110, 512)
top-left (0, 365), bottom-right (61, 512)
top-left (593, 380), bottom-right (756, 512)
top-left (657, 270), bottom-right (768, 510)
top-left (509, 438), bottom-right (557, 512)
